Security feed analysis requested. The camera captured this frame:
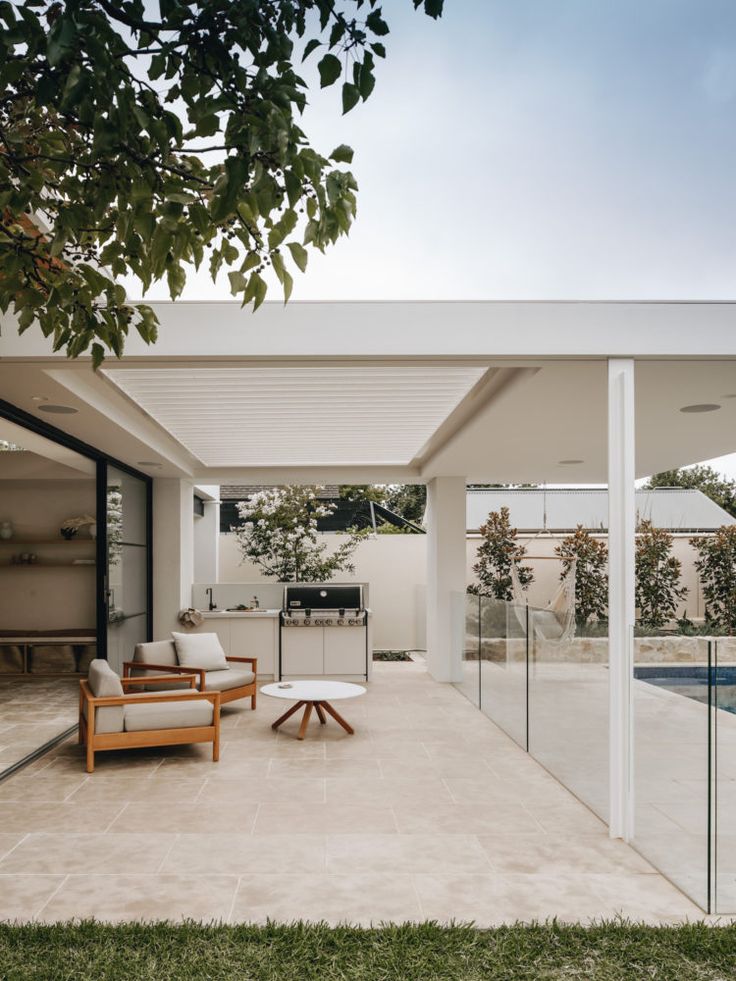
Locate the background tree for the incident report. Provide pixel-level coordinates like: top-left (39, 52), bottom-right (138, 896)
top-left (691, 525), bottom-right (736, 633)
top-left (635, 520), bottom-right (687, 629)
top-left (555, 526), bottom-right (607, 628)
top-left (234, 485), bottom-right (366, 582)
top-left (0, 0), bottom-right (442, 364)
top-left (470, 507), bottom-right (534, 601)
top-left (645, 466), bottom-right (736, 518)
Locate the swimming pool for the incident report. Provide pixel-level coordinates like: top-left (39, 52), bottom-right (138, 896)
top-left (635, 665), bottom-right (736, 714)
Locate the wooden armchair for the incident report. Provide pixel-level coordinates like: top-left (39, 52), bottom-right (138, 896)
top-left (79, 660), bottom-right (221, 773)
top-left (126, 639), bottom-right (258, 709)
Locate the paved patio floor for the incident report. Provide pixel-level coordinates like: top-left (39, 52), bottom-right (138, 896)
top-left (0, 660), bottom-right (703, 925)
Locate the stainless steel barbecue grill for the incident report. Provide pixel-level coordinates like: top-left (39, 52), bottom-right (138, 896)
top-left (279, 584), bottom-right (369, 680)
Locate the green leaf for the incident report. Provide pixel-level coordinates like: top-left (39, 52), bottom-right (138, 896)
top-left (422, 0), bottom-right (444, 18)
top-left (318, 53), bottom-right (342, 88)
top-left (286, 242), bottom-right (308, 273)
top-left (228, 270), bottom-right (247, 294)
top-left (166, 262), bottom-right (186, 300)
top-left (329, 144), bottom-right (354, 164)
top-left (46, 14), bottom-right (76, 67)
top-left (342, 82), bottom-right (360, 114)
top-left (366, 10), bottom-right (390, 36)
top-left (370, 42), bottom-right (386, 58)
top-left (302, 38), bottom-right (322, 62)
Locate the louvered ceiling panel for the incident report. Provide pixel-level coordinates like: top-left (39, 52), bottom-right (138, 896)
top-left (102, 366), bottom-right (487, 467)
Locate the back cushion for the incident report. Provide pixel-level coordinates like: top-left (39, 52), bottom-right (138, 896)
top-left (172, 632), bottom-right (228, 671)
top-left (87, 659), bottom-right (124, 734)
top-left (133, 640), bottom-right (178, 667)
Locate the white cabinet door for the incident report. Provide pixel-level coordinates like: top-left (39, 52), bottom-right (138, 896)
top-left (230, 618), bottom-right (276, 676)
top-left (323, 627), bottom-right (367, 677)
top-left (281, 628), bottom-right (324, 676)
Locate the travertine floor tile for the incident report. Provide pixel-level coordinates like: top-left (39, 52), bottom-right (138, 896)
top-left (0, 875), bottom-right (66, 921)
top-left (231, 873), bottom-right (422, 925)
top-left (38, 874), bottom-right (239, 923)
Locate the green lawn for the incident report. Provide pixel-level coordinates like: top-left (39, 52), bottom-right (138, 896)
top-left (1, 921), bottom-right (735, 980)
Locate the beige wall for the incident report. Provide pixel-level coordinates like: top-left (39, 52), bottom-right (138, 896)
top-left (217, 530), bottom-right (708, 650)
top-left (0, 479), bottom-right (96, 630)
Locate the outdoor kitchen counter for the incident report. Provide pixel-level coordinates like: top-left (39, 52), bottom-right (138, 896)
top-left (191, 611), bottom-right (280, 677)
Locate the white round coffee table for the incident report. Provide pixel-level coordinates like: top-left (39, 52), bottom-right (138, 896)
top-left (261, 680), bottom-right (366, 740)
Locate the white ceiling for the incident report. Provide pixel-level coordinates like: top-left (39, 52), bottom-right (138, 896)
top-left (102, 365), bottom-right (487, 467)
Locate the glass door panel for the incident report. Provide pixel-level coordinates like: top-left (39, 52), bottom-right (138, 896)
top-left (106, 465), bottom-right (150, 674)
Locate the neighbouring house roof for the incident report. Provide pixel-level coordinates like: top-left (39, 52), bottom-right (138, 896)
top-left (466, 487), bottom-right (736, 534)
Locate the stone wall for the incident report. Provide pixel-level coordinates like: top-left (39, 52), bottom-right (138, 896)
top-left (465, 634), bottom-right (736, 664)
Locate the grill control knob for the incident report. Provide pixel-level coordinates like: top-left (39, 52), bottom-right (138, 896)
top-left (304, 618), bottom-right (311, 626)
top-left (337, 618), bottom-right (345, 625)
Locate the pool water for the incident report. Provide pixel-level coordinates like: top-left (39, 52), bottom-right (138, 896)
top-left (635, 665), bottom-right (736, 714)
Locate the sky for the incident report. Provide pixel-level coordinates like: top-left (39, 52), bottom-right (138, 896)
top-left (128, 0), bottom-right (736, 303)
top-left (125, 0), bottom-right (736, 476)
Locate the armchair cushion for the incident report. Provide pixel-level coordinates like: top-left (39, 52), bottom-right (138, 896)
top-left (202, 667), bottom-right (256, 692)
top-left (87, 659), bottom-right (124, 733)
top-left (123, 697), bottom-right (214, 732)
top-left (134, 639), bottom-right (178, 668)
top-left (172, 631), bottom-right (228, 672)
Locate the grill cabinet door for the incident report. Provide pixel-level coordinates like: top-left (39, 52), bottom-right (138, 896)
top-left (281, 628), bottom-right (324, 676)
top-left (323, 627), bottom-right (366, 676)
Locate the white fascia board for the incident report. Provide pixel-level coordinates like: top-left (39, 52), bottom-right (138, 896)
top-left (4, 301), bottom-right (736, 360)
top-left (194, 466), bottom-right (422, 485)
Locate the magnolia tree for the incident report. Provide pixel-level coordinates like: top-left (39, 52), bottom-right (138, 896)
top-left (234, 486), bottom-right (365, 582)
top-left (635, 520), bottom-right (686, 629)
top-left (470, 506), bottom-right (533, 601)
top-left (555, 526), bottom-right (607, 629)
top-left (691, 525), bottom-right (736, 633)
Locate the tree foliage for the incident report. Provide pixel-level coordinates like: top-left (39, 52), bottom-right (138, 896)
top-left (555, 525), bottom-right (607, 628)
top-left (635, 520), bottom-right (686, 629)
top-left (470, 506), bottom-right (533, 601)
top-left (384, 484), bottom-right (426, 525)
top-left (233, 485), bottom-right (366, 582)
top-left (691, 525), bottom-right (736, 634)
top-left (645, 466), bottom-right (736, 518)
top-left (0, 0), bottom-right (443, 364)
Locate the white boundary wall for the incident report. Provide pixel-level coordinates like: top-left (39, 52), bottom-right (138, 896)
top-left (217, 532), bottom-right (706, 650)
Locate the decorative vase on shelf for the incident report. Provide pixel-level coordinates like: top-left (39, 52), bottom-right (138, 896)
top-left (60, 526), bottom-right (78, 541)
top-left (0, 521), bottom-right (12, 540)
top-left (88, 523), bottom-right (97, 540)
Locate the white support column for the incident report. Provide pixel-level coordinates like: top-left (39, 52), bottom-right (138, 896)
top-left (153, 478), bottom-right (194, 639)
top-left (426, 476), bottom-right (467, 683)
top-left (608, 359), bottom-right (636, 840)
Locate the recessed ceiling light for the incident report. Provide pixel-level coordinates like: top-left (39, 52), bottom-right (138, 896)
top-left (137, 461), bottom-right (162, 468)
top-left (30, 395), bottom-right (48, 402)
top-left (37, 404), bottom-right (78, 415)
top-left (559, 459), bottom-right (584, 465)
top-left (679, 403), bottom-right (721, 413)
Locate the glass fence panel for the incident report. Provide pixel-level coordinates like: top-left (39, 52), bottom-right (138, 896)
top-left (714, 638), bottom-right (736, 914)
top-left (478, 596), bottom-right (528, 749)
top-left (632, 637), bottom-right (712, 912)
top-left (527, 613), bottom-right (609, 822)
top-left (456, 592), bottom-right (481, 707)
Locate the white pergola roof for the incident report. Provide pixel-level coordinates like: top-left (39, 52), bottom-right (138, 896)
top-left (101, 365), bottom-right (486, 467)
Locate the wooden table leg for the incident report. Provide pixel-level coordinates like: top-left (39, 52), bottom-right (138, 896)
top-left (321, 700), bottom-right (354, 735)
top-left (297, 701), bottom-right (314, 740)
top-left (271, 700), bottom-right (305, 730)
top-left (314, 702), bottom-right (327, 725)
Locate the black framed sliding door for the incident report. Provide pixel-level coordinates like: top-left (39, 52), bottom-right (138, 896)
top-left (103, 464), bottom-right (152, 674)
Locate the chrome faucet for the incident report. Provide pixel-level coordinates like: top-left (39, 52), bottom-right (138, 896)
top-left (205, 587), bottom-right (216, 611)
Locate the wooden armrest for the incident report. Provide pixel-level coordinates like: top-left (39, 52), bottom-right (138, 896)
top-left (81, 678), bottom-right (219, 708)
top-left (123, 661), bottom-right (206, 688)
top-left (226, 656), bottom-right (257, 669)
top-left (121, 675), bottom-right (197, 689)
